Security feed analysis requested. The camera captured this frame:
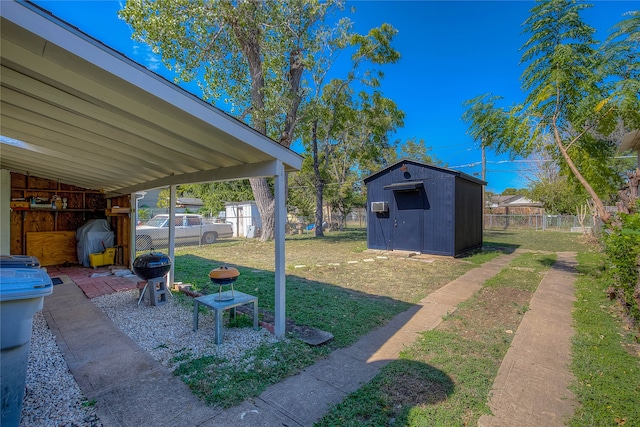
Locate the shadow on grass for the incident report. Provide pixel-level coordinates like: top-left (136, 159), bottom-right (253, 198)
top-left (174, 253), bottom-right (412, 350)
top-left (317, 359), bottom-right (455, 427)
top-left (171, 252), bottom-right (418, 409)
top-left (480, 240), bottom-right (520, 254)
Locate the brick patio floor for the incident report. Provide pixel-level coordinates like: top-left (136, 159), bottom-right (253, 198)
top-left (46, 265), bottom-right (141, 299)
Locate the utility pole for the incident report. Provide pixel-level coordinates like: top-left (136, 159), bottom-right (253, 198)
top-left (481, 143), bottom-right (487, 225)
top-left (481, 144), bottom-right (486, 182)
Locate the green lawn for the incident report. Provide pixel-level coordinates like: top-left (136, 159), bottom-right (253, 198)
top-left (316, 251), bottom-right (557, 426)
top-left (483, 229), bottom-right (587, 252)
top-left (167, 229), bottom-right (638, 422)
top-left (569, 251), bottom-right (640, 426)
top-left (171, 230), bottom-right (480, 406)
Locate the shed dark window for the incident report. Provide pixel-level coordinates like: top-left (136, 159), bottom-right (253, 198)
top-left (383, 181), bottom-right (423, 191)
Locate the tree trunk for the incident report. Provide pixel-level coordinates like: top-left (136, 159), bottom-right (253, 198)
top-left (312, 121), bottom-right (324, 237)
top-left (315, 182), bottom-right (324, 237)
top-left (250, 177), bottom-right (275, 241)
top-left (553, 124), bottom-right (611, 223)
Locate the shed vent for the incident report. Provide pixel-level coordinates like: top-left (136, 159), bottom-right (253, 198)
top-left (371, 201), bottom-right (388, 213)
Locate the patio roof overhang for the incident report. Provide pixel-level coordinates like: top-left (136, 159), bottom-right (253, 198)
top-left (0, 0), bottom-right (302, 196)
top-left (1, 0), bottom-right (300, 338)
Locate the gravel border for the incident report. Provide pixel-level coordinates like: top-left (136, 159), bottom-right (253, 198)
top-left (21, 312), bottom-right (101, 427)
top-left (92, 290), bottom-right (279, 368)
top-left (20, 289), bottom-right (279, 426)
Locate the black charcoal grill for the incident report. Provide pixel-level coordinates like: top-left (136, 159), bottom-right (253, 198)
top-left (133, 252), bottom-right (171, 280)
top-left (134, 252), bottom-right (171, 306)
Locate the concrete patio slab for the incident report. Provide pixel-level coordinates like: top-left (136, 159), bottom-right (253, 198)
top-left (260, 371), bottom-right (348, 426)
top-left (203, 399), bottom-right (300, 427)
top-left (42, 282), bottom-right (216, 427)
top-left (306, 349), bottom-right (380, 392)
top-left (92, 367), bottom-right (221, 427)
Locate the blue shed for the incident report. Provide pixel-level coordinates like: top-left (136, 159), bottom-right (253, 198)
top-left (364, 160), bottom-right (486, 257)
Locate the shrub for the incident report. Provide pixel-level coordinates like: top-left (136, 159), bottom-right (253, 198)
top-left (602, 206), bottom-right (640, 326)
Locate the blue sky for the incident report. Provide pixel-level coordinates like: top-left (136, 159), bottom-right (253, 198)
top-left (32, 0), bottom-right (637, 193)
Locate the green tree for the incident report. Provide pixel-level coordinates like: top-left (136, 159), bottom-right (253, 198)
top-left (120, 0), bottom-right (348, 240)
top-left (297, 88), bottom-right (403, 236)
top-left (397, 137), bottom-right (441, 165)
top-left (524, 156), bottom-right (588, 214)
top-left (462, 93), bottom-right (510, 182)
top-left (156, 188), bottom-right (172, 210)
top-left (529, 180), bottom-right (587, 215)
top-left (288, 165), bottom-right (316, 221)
top-left (181, 181), bottom-right (254, 216)
top-left (462, 1), bottom-right (640, 223)
top-left (501, 188), bottom-right (521, 196)
top-left (324, 92), bottom-right (404, 231)
top-left (297, 21), bottom-right (403, 236)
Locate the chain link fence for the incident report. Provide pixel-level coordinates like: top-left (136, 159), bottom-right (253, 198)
top-left (484, 214), bottom-right (597, 232)
top-left (289, 211), bottom-right (600, 234)
top-left (286, 208), bottom-right (369, 234)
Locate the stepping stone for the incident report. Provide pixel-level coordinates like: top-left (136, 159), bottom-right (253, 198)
top-left (294, 327), bottom-right (334, 346)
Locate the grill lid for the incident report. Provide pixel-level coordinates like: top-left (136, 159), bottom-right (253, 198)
top-left (209, 266), bottom-right (239, 285)
top-left (133, 252), bottom-right (171, 280)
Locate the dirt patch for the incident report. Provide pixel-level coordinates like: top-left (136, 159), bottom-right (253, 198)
top-left (178, 235), bottom-right (476, 304)
top-left (440, 287), bottom-right (533, 342)
top-left (622, 342), bottom-right (640, 358)
top-left (381, 372), bottom-right (450, 408)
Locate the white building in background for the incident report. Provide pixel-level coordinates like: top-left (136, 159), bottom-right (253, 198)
top-left (225, 201), bottom-right (261, 238)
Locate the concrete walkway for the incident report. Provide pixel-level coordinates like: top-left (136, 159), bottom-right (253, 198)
top-left (42, 249), bottom-right (577, 426)
top-left (42, 276), bottom-right (221, 426)
top-left (210, 251), bottom-right (521, 427)
top-left (478, 252), bottom-right (578, 427)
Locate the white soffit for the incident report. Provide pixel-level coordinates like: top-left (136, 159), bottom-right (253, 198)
top-left (0, 0), bottom-right (302, 195)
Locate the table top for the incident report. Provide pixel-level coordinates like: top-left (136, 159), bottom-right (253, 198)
top-left (195, 290), bottom-right (257, 310)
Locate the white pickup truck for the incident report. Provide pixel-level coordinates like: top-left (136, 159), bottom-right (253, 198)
top-left (135, 214), bottom-right (233, 250)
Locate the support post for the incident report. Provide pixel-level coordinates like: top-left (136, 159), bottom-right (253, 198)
top-left (130, 192), bottom-right (137, 267)
top-left (274, 161), bottom-right (286, 338)
top-left (168, 185), bottom-right (176, 287)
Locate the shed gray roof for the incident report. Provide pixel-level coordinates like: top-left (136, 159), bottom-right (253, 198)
top-left (363, 159), bottom-right (487, 186)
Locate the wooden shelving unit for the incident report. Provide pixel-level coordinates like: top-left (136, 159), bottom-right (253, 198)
top-left (9, 172), bottom-right (133, 267)
top-left (9, 172), bottom-right (107, 259)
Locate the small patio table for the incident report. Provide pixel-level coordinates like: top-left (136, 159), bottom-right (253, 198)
top-left (192, 291), bottom-right (258, 344)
